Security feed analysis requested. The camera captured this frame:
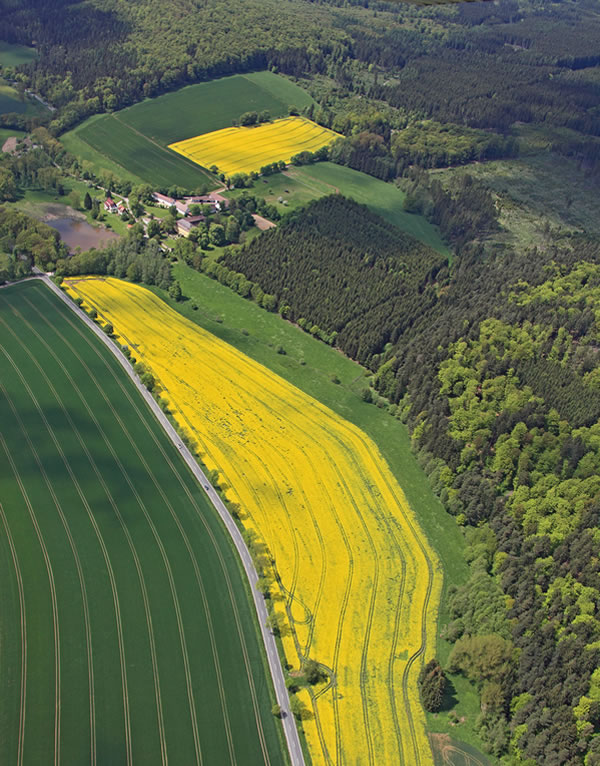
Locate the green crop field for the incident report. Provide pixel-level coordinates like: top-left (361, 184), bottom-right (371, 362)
top-left (62, 72), bottom-right (314, 189)
top-left (0, 42), bottom-right (37, 68)
top-left (0, 280), bottom-right (286, 766)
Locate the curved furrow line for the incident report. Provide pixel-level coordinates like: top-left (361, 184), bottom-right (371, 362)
top-left (160, 342), bottom-right (357, 765)
top-left (15, 299), bottom-right (194, 766)
top-left (0, 383), bottom-right (97, 766)
top-left (0, 501), bottom-right (27, 766)
top-left (35, 290), bottom-right (272, 766)
top-left (347, 430), bottom-right (438, 765)
top-left (0, 353), bottom-right (62, 766)
top-left (0, 325), bottom-right (134, 766)
top-left (25, 295), bottom-right (240, 766)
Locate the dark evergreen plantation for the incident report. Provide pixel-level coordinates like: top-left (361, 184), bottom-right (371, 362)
top-left (223, 196), bottom-right (446, 362)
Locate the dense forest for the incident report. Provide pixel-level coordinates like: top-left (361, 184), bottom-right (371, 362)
top-left (0, 0), bottom-right (599, 162)
top-left (212, 186), bottom-right (600, 763)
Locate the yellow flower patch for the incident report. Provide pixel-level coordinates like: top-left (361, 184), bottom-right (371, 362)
top-left (168, 116), bottom-right (339, 176)
top-left (65, 276), bottom-right (442, 766)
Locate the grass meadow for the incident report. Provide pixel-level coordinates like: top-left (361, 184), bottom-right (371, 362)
top-left (0, 280), bottom-right (286, 766)
top-left (61, 72), bottom-right (314, 188)
top-left (0, 42), bottom-right (37, 68)
top-left (160, 264), bottom-right (493, 756)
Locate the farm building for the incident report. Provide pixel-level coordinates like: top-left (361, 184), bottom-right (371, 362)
top-left (152, 192), bottom-right (176, 208)
top-left (117, 201), bottom-right (127, 215)
top-left (104, 198), bottom-right (118, 213)
top-left (176, 214), bottom-right (204, 237)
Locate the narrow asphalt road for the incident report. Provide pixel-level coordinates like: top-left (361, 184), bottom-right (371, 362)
top-left (25, 273), bottom-right (306, 766)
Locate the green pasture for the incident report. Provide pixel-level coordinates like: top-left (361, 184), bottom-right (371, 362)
top-left (0, 280), bottom-right (286, 766)
top-left (226, 162), bottom-right (449, 255)
top-left (0, 42), bottom-right (37, 68)
top-left (0, 83), bottom-right (45, 116)
top-left (0, 126), bottom-right (25, 145)
top-left (62, 72), bottom-right (314, 189)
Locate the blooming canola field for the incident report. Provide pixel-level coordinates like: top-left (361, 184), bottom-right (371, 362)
top-left (168, 116), bottom-right (339, 177)
top-left (65, 277), bottom-right (442, 766)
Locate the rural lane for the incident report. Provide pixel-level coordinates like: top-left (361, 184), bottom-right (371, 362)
top-left (26, 273), bottom-right (306, 766)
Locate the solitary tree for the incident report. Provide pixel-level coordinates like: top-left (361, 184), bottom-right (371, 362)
top-left (84, 191), bottom-right (92, 210)
top-left (169, 281), bottom-right (183, 302)
top-left (418, 659), bottom-right (446, 712)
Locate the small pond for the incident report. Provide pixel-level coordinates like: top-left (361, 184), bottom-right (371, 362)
top-left (47, 217), bottom-right (120, 253)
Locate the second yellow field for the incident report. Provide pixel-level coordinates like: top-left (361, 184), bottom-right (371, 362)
top-left (65, 277), bottom-right (442, 766)
top-left (168, 116), bottom-right (339, 176)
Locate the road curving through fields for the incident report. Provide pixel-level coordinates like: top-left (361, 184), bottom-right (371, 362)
top-left (64, 276), bottom-right (443, 766)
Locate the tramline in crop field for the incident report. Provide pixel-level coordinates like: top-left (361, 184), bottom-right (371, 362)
top-left (65, 276), bottom-right (443, 766)
top-left (0, 280), bottom-right (285, 766)
top-left (169, 117), bottom-right (339, 177)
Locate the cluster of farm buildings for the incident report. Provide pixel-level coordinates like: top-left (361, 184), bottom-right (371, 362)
top-left (102, 190), bottom-right (229, 238)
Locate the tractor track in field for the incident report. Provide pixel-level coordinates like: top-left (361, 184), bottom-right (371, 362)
top-left (0, 501), bottom-right (27, 766)
top-left (32, 278), bottom-right (296, 766)
top-left (5, 304), bottom-right (173, 766)
top-left (0, 411), bottom-right (62, 766)
top-left (0, 325), bottom-right (134, 766)
top-left (0, 372), bottom-right (98, 766)
top-left (22, 293), bottom-right (242, 766)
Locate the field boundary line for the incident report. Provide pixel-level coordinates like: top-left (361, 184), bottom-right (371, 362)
top-left (31, 275), bottom-right (304, 766)
top-left (0, 501), bottom-right (27, 766)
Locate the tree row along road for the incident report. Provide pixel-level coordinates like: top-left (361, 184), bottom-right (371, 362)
top-left (28, 273), bottom-right (306, 766)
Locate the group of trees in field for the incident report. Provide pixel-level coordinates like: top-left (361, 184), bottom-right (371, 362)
top-left (54, 226), bottom-right (172, 290)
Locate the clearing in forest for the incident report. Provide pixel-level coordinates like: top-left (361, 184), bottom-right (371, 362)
top-left (169, 117), bottom-right (339, 177)
top-left (0, 280), bottom-right (285, 766)
top-left (65, 276), bottom-right (443, 766)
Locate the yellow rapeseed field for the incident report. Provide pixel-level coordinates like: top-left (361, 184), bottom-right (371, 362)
top-left (65, 277), bottom-right (442, 766)
top-left (168, 116), bottom-right (339, 177)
